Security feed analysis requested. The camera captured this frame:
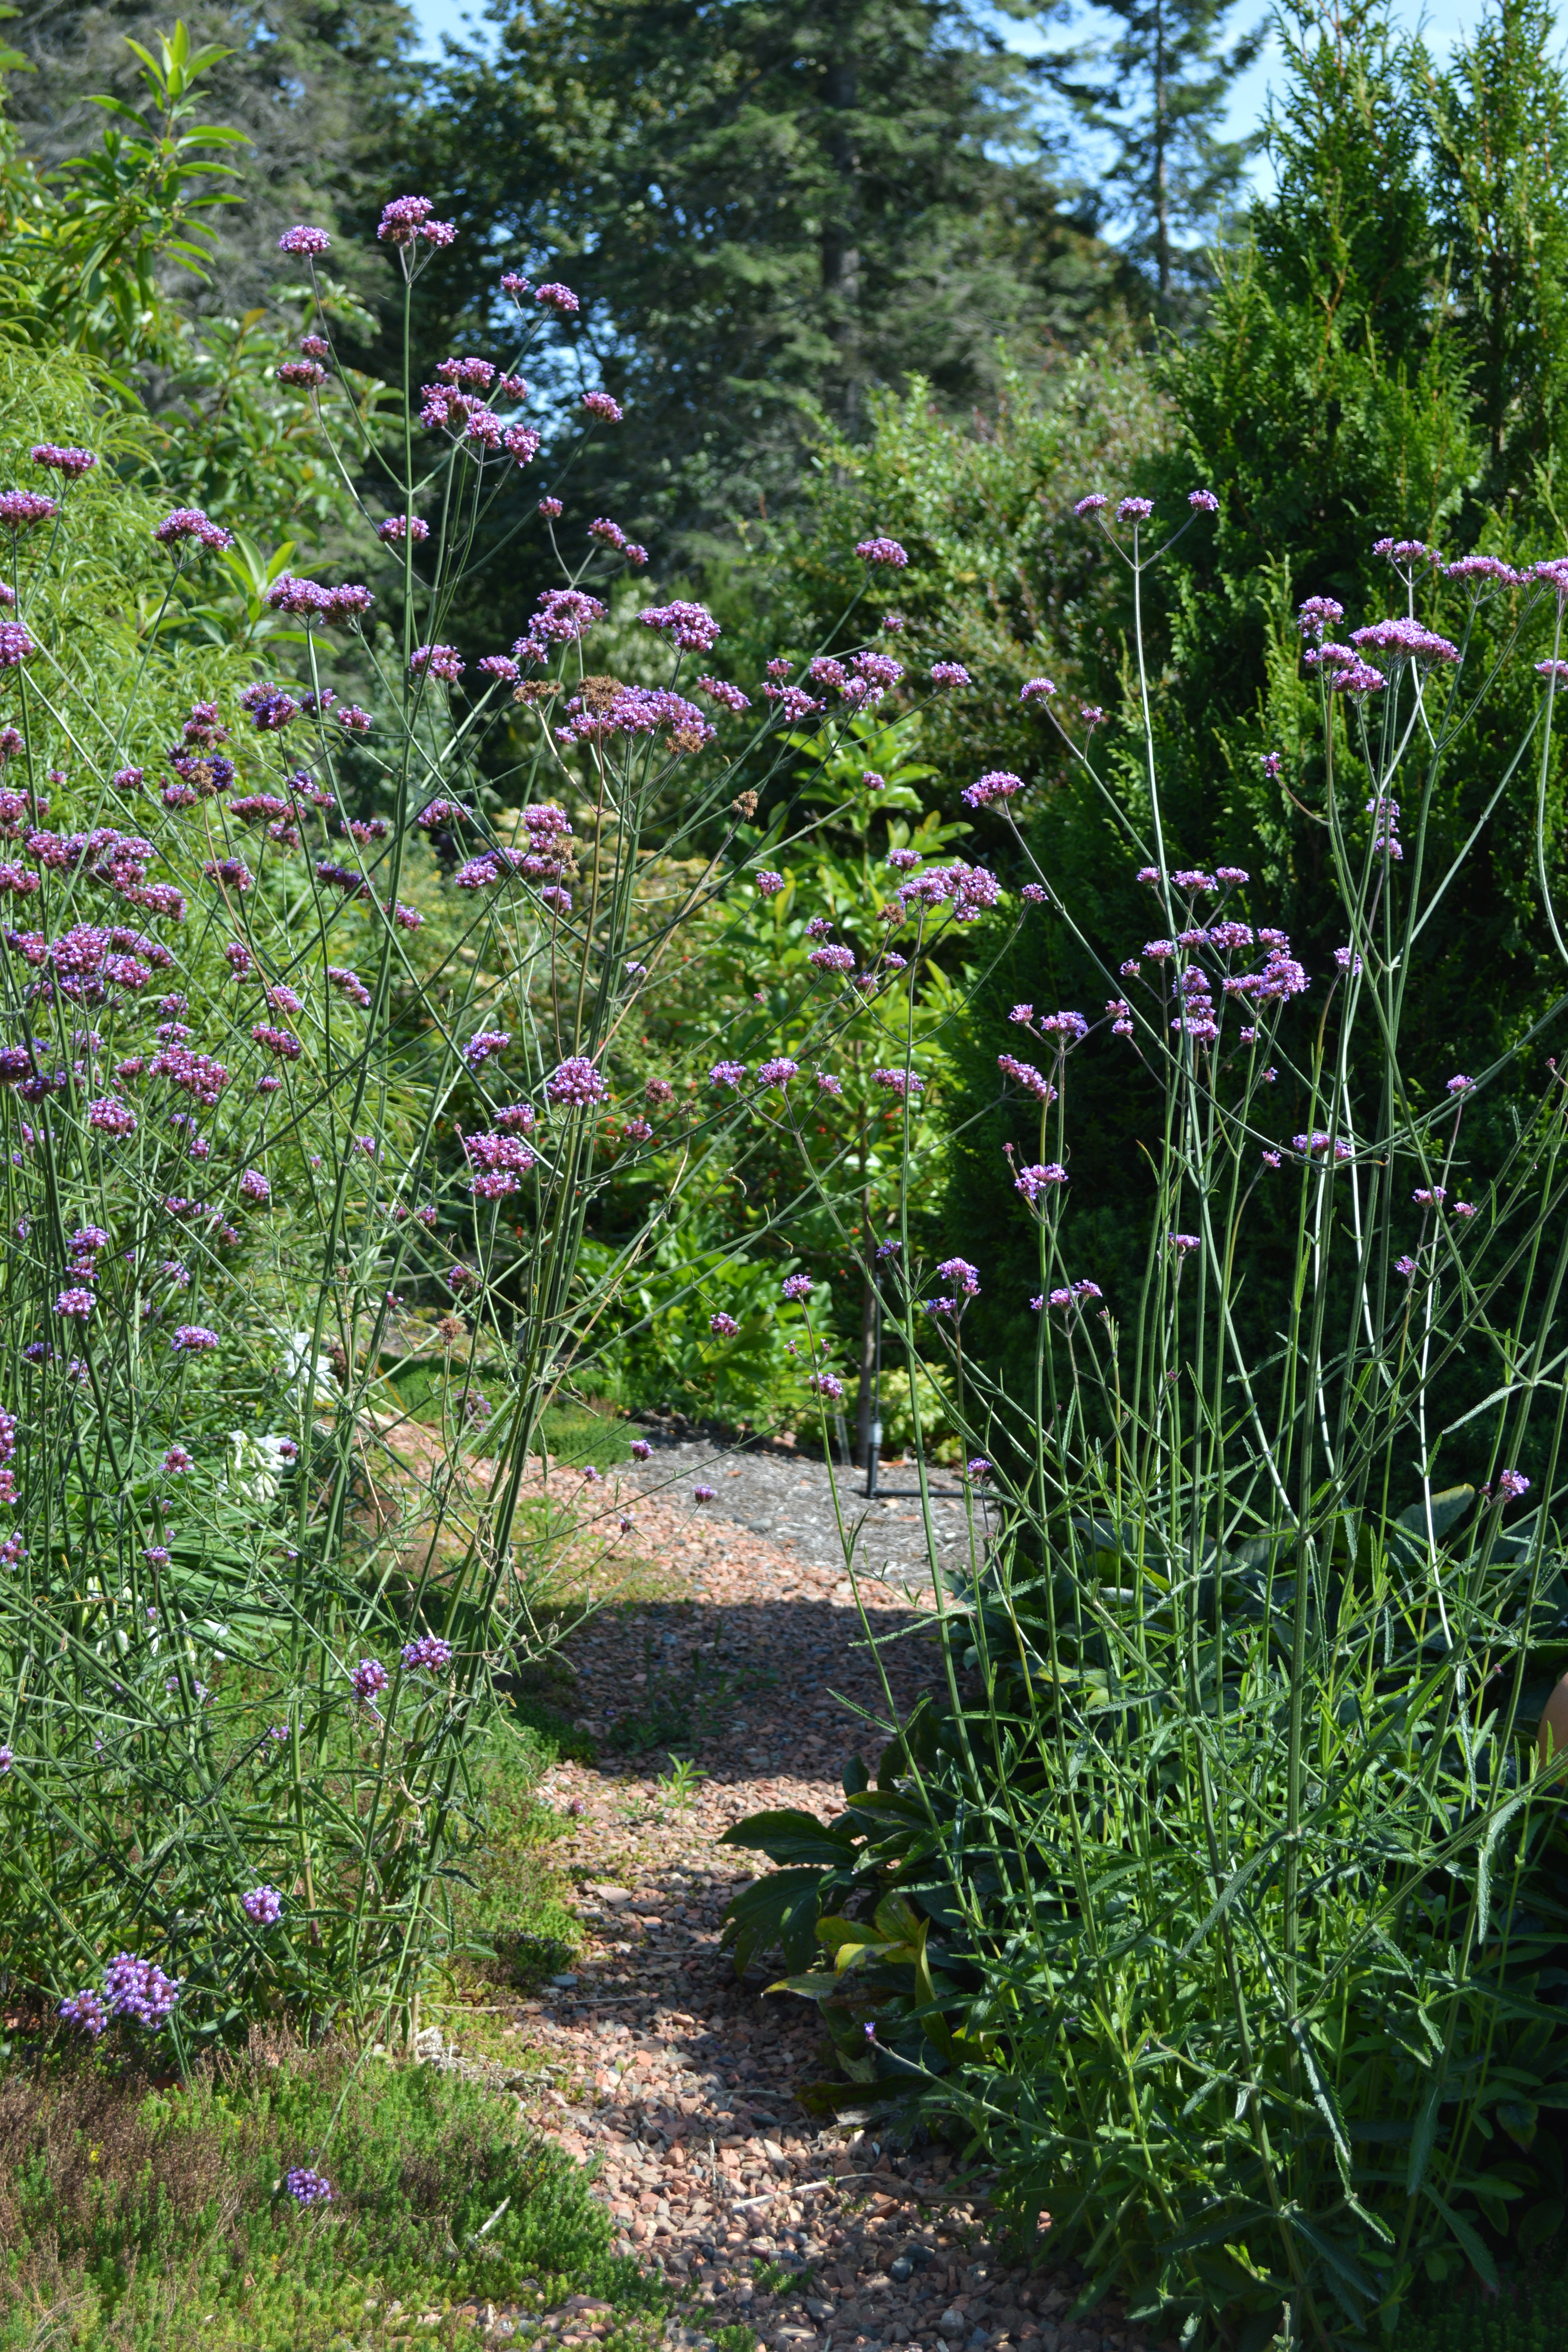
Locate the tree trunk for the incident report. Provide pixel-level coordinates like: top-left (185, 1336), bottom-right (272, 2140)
top-left (1154, 0), bottom-right (1170, 302)
top-left (821, 24), bottom-right (861, 420)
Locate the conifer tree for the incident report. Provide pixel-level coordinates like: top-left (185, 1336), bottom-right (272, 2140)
top-left (1038, 0), bottom-right (1263, 312)
top-left (398, 0), bottom-right (1130, 542)
top-left (1425, 0), bottom-right (1568, 503)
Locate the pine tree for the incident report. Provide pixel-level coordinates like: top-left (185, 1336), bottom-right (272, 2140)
top-left (1039, 0), bottom-right (1264, 312)
top-left (1425, 0), bottom-right (1568, 503)
top-left (397, 0), bottom-right (1132, 543)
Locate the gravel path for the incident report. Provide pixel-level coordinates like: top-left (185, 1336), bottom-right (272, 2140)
top-left (620, 1433), bottom-right (991, 1593)
top-left (433, 1471), bottom-right (1171, 2352)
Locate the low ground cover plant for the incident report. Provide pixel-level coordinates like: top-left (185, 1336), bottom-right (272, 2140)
top-left (0, 2038), bottom-right (658, 2349)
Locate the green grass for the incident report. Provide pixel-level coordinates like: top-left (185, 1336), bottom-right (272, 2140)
top-left (386, 1371), bottom-right (637, 1472)
top-left (446, 1708), bottom-right (588, 1997)
top-left (0, 1684), bottom-right (635, 2349)
top-left (0, 2043), bottom-right (665, 2350)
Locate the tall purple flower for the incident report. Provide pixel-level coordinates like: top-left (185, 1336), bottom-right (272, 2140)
top-left (153, 508), bottom-right (234, 551)
top-left (546, 1055), bottom-right (607, 1107)
top-left (350, 1657), bottom-right (389, 1707)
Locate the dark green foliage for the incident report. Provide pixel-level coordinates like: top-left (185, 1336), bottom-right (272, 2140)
top-left (7, 0), bottom-right (417, 307)
top-left (934, 0), bottom-right (1568, 1414)
top-left (389, 0), bottom-right (1136, 552)
top-left (1395, 2254), bottom-right (1568, 2348)
top-left (1425, 0), bottom-right (1568, 507)
top-left (0, 2044), bottom-right (662, 2347)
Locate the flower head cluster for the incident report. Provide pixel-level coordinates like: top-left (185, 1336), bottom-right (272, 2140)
top-left (153, 508), bottom-right (233, 551)
top-left (285, 2167), bottom-right (333, 2204)
top-left (242, 1885), bottom-right (284, 1924)
top-left (557, 682), bottom-right (713, 753)
top-left (1366, 792), bottom-right (1402, 860)
top-left (278, 223), bottom-right (331, 254)
top-left (410, 642), bottom-right (463, 682)
top-left (59, 1989), bottom-right (109, 2036)
top-left (1373, 537), bottom-right (1441, 567)
top-left (171, 1325), bottom-right (220, 1353)
top-left (1446, 554), bottom-right (1520, 589)
top-left (515, 585), bottom-right (605, 664)
top-left (464, 1029), bottom-right (510, 1069)
top-left (1014, 1161), bottom-right (1067, 1203)
top-left (962, 770), bottom-right (1025, 808)
top-left (351, 1657), bottom-right (389, 1708)
top-left (402, 1634), bottom-right (454, 1672)
top-left (855, 537), bottom-right (908, 567)
top-left (463, 1127), bottom-right (536, 1195)
top-left (378, 194), bottom-right (456, 248)
top-left (31, 445), bottom-right (96, 477)
top-left (1039, 1278), bottom-right (1102, 1310)
top-left (546, 1054), bottom-right (607, 1107)
top-left (996, 1053), bottom-right (1057, 1103)
top-left (264, 575), bottom-right (374, 626)
top-left (104, 1951), bottom-right (183, 2027)
top-left (892, 857), bottom-right (999, 923)
top-left (1349, 616), bottom-right (1459, 666)
top-left (937, 1256), bottom-right (980, 1297)
top-left (0, 490), bottom-right (58, 530)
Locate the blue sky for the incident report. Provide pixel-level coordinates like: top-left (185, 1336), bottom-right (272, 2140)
top-left (405, 0), bottom-right (1483, 198)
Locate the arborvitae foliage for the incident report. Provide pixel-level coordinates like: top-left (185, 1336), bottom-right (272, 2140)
top-left (1038, 0), bottom-right (1264, 316)
top-left (1425, 0), bottom-right (1568, 510)
top-left (390, 0), bottom-right (1135, 553)
top-left (940, 0), bottom-right (1568, 1424)
top-left (1162, 0), bottom-right (1474, 717)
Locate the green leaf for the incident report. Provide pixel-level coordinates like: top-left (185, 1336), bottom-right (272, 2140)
top-left (719, 1809), bottom-right (860, 1867)
top-left (1517, 2196), bottom-right (1563, 2252)
top-left (720, 1869), bottom-right (828, 1975)
top-left (1421, 2187), bottom-right (1498, 2293)
top-left (1394, 1487), bottom-right (1475, 1543)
